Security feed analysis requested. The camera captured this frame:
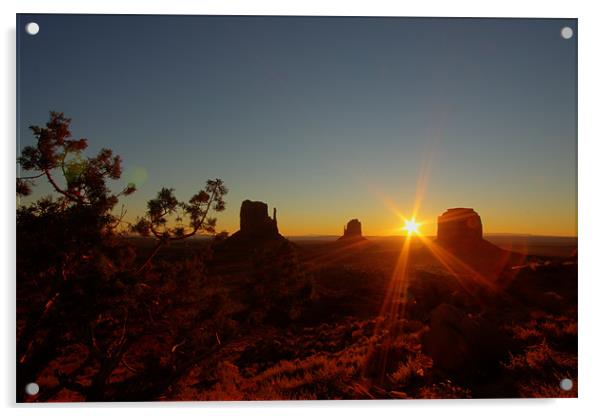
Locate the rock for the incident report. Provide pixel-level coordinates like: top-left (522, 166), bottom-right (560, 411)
top-left (422, 303), bottom-right (507, 376)
top-left (422, 304), bottom-right (474, 373)
top-left (221, 199), bottom-right (286, 251)
top-left (537, 291), bottom-right (565, 312)
top-left (338, 219), bottom-right (365, 241)
top-left (437, 208), bottom-right (483, 246)
top-left (218, 200), bottom-right (286, 256)
top-left (231, 200), bottom-right (281, 240)
top-left (435, 208), bottom-right (525, 278)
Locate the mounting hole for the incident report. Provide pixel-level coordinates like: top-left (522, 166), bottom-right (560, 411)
top-left (560, 26), bottom-right (573, 40)
top-left (559, 378), bottom-right (573, 391)
top-left (25, 22), bottom-right (40, 36)
top-left (25, 382), bottom-right (40, 396)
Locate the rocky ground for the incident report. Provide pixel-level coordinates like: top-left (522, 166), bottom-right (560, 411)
top-left (22, 235), bottom-right (577, 401)
top-left (162, 236), bottom-right (577, 400)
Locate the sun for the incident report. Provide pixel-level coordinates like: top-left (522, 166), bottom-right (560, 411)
top-left (402, 218), bottom-right (420, 236)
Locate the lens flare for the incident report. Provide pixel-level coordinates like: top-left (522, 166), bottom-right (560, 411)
top-left (402, 218), bottom-right (420, 235)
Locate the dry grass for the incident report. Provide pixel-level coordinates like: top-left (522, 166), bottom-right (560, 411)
top-left (19, 237), bottom-right (578, 401)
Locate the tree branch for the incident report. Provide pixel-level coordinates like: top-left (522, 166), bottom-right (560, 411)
top-left (168, 184), bottom-right (217, 242)
top-left (136, 241), bottom-right (163, 274)
top-left (44, 169), bottom-right (83, 204)
top-left (17, 172), bottom-right (45, 180)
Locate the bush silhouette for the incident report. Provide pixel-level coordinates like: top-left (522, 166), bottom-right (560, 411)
top-left (132, 180), bottom-right (227, 272)
top-left (16, 112), bottom-right (228, 401)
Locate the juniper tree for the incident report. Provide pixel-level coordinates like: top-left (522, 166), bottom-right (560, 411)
top-left (16, 112), bottom-right (228, 401)
top-left (132, 180), bottom-right (227, 272)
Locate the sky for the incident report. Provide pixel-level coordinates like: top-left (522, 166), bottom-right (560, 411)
top-left (17, 15), bottom-right (577, 237)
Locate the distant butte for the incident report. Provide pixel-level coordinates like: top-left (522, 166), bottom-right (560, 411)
top-left (436, 207), bottom-right (525, 278)
top-left (338, 219), bottom-right (366, 241)
top-left (226, 199), bottom-right (284, 243)
top-left (437, 208), bottom-right (483, 246)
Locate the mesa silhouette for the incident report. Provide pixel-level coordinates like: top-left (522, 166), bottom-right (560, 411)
top-left (338, 219), bottom-right (367, 242)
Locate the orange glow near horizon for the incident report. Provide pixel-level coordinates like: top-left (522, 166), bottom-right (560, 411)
top-left (109, 132), bottom-right (576, 238)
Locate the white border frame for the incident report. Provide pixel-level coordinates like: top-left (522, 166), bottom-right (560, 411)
top-left (3, 1), bottom-right (601, 415)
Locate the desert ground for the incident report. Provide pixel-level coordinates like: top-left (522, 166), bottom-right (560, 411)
top-left (19, 231), bottom-right (576, 401)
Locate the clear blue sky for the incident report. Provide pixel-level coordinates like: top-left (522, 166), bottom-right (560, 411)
top-left (17, 15), bottom-right (577, 236)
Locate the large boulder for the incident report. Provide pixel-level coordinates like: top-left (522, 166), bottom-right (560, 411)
top-left (422, 303), bottom-right (508, 376)
top-left (422, 304), bottom-right (474, 373)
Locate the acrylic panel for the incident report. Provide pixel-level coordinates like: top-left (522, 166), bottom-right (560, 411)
top-left (16, 14), bottom-right (577, 402)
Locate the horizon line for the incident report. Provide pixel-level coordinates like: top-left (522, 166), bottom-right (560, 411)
top-left (123, 233), bottom-right (578, 239)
